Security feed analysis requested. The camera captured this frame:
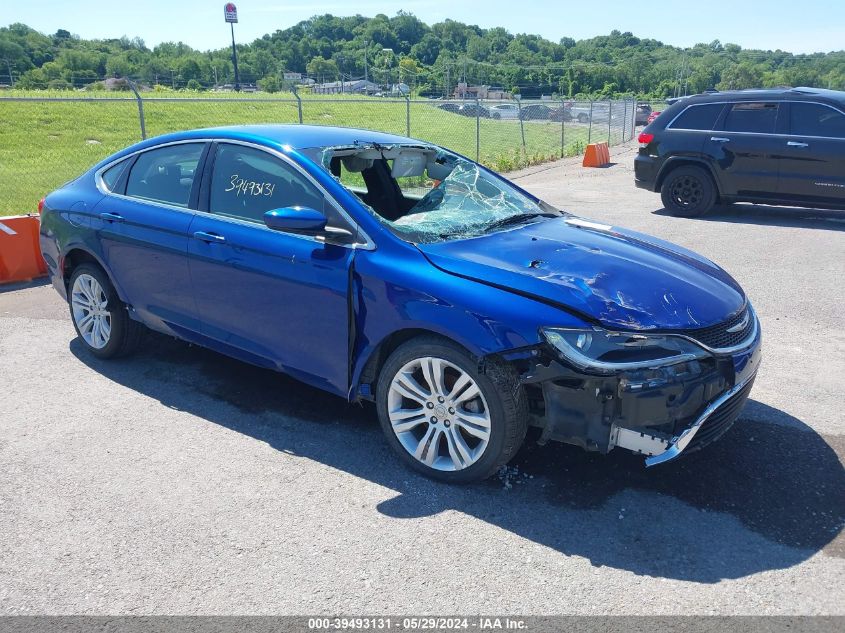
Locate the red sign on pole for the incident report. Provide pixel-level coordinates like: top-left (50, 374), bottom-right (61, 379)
top-left (224, 3), bottom-right (238, 23)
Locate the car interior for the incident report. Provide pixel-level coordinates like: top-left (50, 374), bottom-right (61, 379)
top-left (321, 145), bottom-right (455, 223)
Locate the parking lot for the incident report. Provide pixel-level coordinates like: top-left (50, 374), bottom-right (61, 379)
top-left (1, 142), bottom-right (843, 615)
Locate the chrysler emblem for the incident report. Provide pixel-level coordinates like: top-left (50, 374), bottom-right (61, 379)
top-left (726, 312), bottom-right (750, 333)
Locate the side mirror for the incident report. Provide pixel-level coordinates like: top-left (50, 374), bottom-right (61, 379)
top-left (263, 207), bottom-right (327, 234)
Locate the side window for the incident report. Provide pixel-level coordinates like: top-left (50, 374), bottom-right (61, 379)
top-left (101, 159), bottom-right (129, 192)
top-left (125, 143), bottom-right (204, 208)
top-left (668, 103), bottom-right (725, 131)
top-left (721, 102), bottom-right (778, 134)
top-left (209, 144), bottom-right (325, 224)
top-left (790, 102), bottom-right (845, 138)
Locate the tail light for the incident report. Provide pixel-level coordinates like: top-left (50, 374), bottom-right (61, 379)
top-left (37, 197), bottom-right (45, 214)
top-left (638, 132), bottom-right (655, 148)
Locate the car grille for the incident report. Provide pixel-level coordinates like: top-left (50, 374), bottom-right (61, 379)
top-left (684, 375), bottom-right (756, 453)
top-left (679, 307), bottom-right (754, 350)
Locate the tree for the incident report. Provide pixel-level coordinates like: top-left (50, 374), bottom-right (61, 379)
top-left (306, 56), bottom-right (338, 83)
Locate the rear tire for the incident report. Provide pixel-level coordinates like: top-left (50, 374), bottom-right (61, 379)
top-left (660, 165), bottom-right (717, 217)
top-left (68, 263), bottom-right (143, 359)
top-left (376, 336), bottom-right (527, 483)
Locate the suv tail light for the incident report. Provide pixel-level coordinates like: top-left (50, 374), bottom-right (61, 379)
top-left (638, 132), bottom-right (654, 148)
top-left (37, 197), bottom-right (45, 214)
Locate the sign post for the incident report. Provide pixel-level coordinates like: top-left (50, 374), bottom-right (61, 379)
top-left (224, 3), bottom-right (240, 92)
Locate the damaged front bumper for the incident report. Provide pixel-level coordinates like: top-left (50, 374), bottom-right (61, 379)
top-left (515, 319), bottom-right (762, 466)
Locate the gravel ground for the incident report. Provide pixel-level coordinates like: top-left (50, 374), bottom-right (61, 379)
top-left (0, 143), bottom-right (843, 615)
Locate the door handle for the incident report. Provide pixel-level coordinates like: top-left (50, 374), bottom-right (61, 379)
top-left (193, 231), bottom-right (226, 243)
top-left (710, 137), bottom-right (731, 143)
top-left (787, 141), bottom-right (809, 148)
top-left (99, 212), bottom-right (124, 222)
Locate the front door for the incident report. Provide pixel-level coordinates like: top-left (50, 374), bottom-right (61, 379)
top-left (187, 142), bottom-right (354, 395)
top-left (778, 101), bottom-right (845, 206)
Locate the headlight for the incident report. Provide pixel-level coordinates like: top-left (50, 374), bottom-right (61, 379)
top-left (541, 326), bottom-right (710, 374)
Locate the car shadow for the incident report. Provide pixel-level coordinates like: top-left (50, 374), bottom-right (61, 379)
top-left (0, 277), bottom-right (50, 294)
top-left (70, 333), bottom-right (845, 584)
top-left (653, 204), bottom-right (845, 231)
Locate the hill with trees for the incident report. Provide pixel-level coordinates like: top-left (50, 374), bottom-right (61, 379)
top-left (1, 13), bottom-right (843, 97)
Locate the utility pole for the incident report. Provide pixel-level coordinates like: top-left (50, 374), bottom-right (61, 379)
top-left (3, 59), bottom-right (13, 87)
top-left (224, 3), bottom-right (241, 91)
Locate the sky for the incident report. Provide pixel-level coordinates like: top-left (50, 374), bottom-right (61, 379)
top-left (5, 0), bottom-right (844, 55)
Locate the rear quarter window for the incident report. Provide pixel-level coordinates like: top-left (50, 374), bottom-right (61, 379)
top-left (668, 103), bottom-right (725, 131)
top-left (101, 159), bottom-right (129, 192)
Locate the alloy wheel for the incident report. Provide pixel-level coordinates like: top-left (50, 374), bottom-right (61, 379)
top-left (387, 356), bottom-right (491, 472)
top-left (71, 273), bottom-right (112, 349)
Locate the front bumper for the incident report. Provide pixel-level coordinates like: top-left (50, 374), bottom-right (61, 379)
top-left (518, 318), bottom-right (762, 466)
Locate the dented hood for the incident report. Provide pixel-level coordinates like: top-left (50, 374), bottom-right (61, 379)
top-left (416, 217), bottom-right (746, 330)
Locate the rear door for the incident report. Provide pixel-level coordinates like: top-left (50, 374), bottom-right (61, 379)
top-left (777, 101), bottom-right (845, 206)
top-left (95, 141), bottom-right (207, 335)
top-left (704, 101), bottom-right (783, 198)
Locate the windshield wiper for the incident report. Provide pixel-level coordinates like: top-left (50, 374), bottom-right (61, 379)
top-left (483, 212), bottom-right (559, 233)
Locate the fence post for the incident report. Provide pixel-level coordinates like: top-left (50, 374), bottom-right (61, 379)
top-left (607, 100), bottom-right (613, 144)
top-left (405, 93), bottom-right (411, 138)
top-left (126, 79), bottom-right (146, 140)
top-left (560, 98), bottom-right (565, 157)
top-left (475, 97), bottom-right (481, 163)
top-left (293, 85), bottom-right (303, 124)
top-left (587, 100), bottom-right (594, 145)
top-left (516, 95), bottom-right (526, 151)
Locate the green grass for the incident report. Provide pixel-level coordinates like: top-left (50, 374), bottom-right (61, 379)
top-left (0, 92), bottom-right (623, 215)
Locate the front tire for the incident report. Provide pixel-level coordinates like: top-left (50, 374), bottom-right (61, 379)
top-left (660, 165), bottom-right (717, 217)
top-left (376, 337), bottom-right (527, 483)
top-left (68, 263), bottom-right (143, 359)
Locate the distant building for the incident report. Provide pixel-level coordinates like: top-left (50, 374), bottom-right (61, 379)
top-left (311, 79), bottom-right (379, 95)
top-left (283, 72), bottom-right (302, 82)
top-left (453, 82), bottom-right (511, 100)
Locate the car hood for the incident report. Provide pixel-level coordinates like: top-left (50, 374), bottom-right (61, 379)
top-left (415, 216), bottom-right (746, 330)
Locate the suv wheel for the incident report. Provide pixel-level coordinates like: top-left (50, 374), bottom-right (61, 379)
top-left (68, 263), bottom-right (143, 359)
top-left (376, 337), bottom-right (527, 483)
top-left (661, 165), bottom-right (717, 217)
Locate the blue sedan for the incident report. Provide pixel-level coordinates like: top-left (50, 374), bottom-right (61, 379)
top-left (39, 125), bottom-right (762, 482)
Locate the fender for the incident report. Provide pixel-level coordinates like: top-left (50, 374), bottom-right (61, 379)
top-left (347, 244), bottom-right (587, 400)
top-left (656, 155), bottom-right (725, 195)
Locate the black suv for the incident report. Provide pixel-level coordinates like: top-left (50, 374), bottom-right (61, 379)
top-left (635, 88), bottom-right (845, 216)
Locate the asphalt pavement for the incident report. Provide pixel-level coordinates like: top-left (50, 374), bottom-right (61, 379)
top-left (1, 143), bottom-right (843, 615)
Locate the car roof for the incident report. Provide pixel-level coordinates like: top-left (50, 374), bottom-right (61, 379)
top-left (141, 124), bottom-right (420, 152)
top-left (672, 87), bottom-right (845, 106)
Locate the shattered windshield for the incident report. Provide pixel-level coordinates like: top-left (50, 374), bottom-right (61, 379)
top-left (318, 143), bottom-right (563, 243)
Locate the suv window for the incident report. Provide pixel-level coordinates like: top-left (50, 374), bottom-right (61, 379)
top-left (721, 102), bottom-right (779, 134)
top-left (209, 144), bottom-right (326, 224)
top-left (125, 143), bottom-right (204, 207)
top-left (668, 103), bottom-right (724, 130)
top-left (790, 102), bottom-right (845, 138)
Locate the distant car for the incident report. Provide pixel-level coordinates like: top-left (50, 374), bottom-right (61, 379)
top-left (39, 124), bottom-right (761, 482)
top-left (549, 106), bottom-right (573, 122)
top-left (635, 87), bottom-right (845, 216)
top-left (488, 104), bottom-right (519, 120)
top-left (647, 111), bottom-right (661, 124)
top-left (635, 103), bottom-right (653, 126)
top-left (457, 104), bottom-right (490, 118)
top-left (568, 103), bottom-right (609, 124)
top-left (519, 104), bottom-right (551, 120)
top-left (437, 103), bottom-right (462, 114)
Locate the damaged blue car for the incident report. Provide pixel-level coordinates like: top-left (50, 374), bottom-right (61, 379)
top-left (39, 125), bottom-right (762, 482)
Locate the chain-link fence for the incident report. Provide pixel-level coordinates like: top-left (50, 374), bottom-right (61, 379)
top-left (0, 94), bottom-right (636, 215)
